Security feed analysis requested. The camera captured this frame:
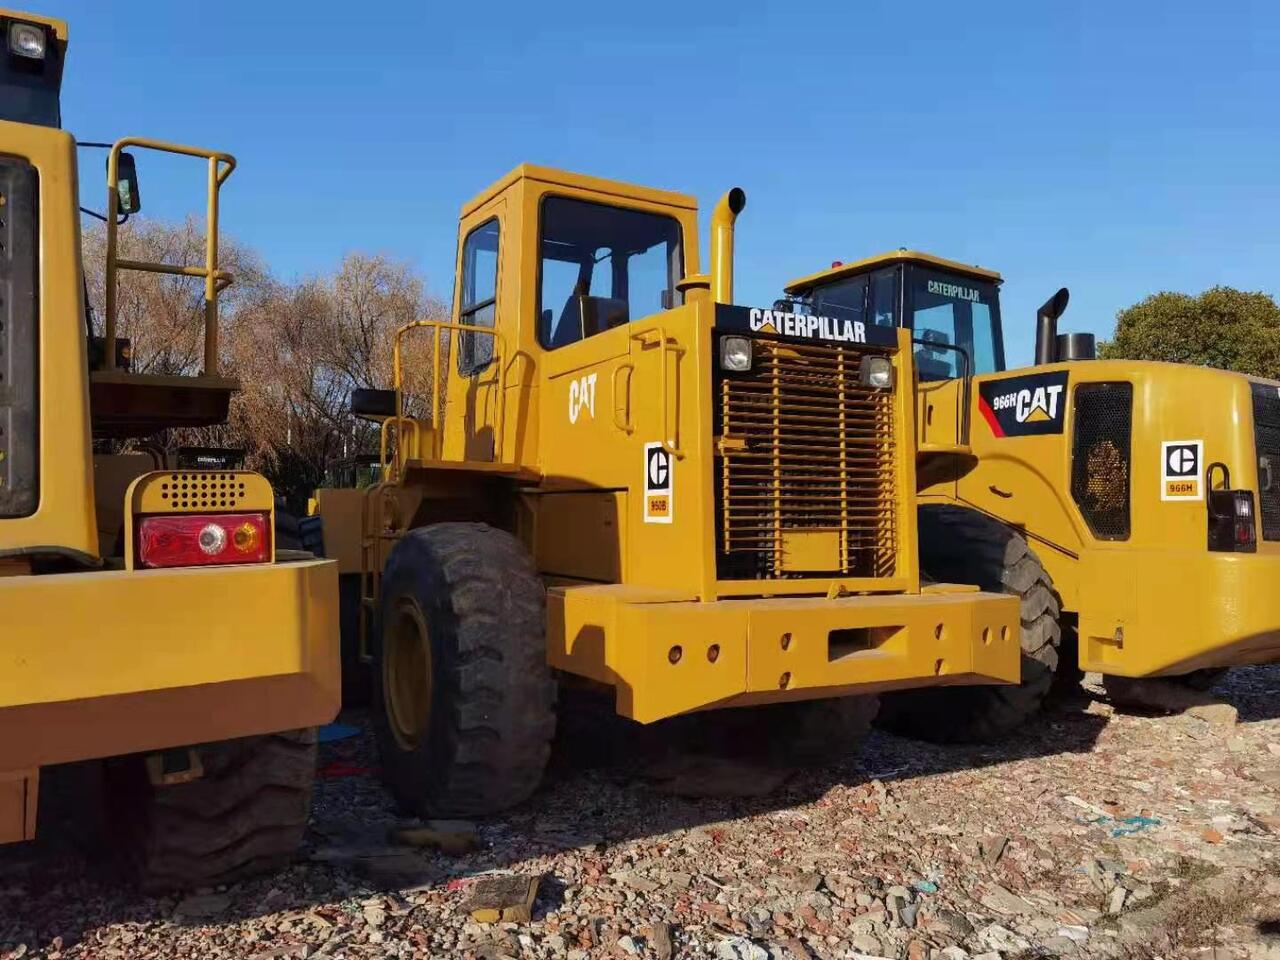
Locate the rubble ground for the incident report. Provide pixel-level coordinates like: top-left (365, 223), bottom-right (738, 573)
top-left (4, 667), bottom-right (1280, 960)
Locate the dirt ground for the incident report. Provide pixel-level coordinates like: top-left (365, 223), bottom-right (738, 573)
top-left (3, 668), bottom-right (1280, 960)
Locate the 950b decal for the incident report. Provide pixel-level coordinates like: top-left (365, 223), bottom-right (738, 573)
top-left (978, 371), bottom-right (1069, 437)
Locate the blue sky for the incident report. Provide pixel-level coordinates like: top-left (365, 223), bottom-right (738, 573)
top-left (50, 0), bottom-right (1279, 366)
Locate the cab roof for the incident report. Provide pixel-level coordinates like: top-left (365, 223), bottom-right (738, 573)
top-left (784, 249), bottom-right (1002, 296)
top-left (461, 164), bottom-right (699, 218)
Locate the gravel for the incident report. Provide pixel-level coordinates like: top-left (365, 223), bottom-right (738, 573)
top-left (4, 667), bottom-right (1280, 959)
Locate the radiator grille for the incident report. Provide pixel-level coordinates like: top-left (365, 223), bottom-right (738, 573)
top-left (715, 338), bottom-right (898, 580)
top-left (1071, 382), bottom-right (1133, 540)
top-left (1250, 381), bottom-right (1280, 541)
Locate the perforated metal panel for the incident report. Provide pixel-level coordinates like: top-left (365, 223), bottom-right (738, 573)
top-left (714, 337), bottom-right (898, 579)
top-left (130, 470), bottom-right (273, 515)
top-left (1071, 382), bottom-right (1133, 540)
top-left (1250, 382), bottom-right (1280, 541)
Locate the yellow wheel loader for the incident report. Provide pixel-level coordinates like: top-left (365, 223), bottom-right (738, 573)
top-left (782, 250), bottom-right (1280, 741)
top-left (0, 10), bottom-right (339, 886)
top-left (314, 167), bottom-right (1022, 817)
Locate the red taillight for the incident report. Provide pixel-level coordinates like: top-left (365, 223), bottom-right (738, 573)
top-left (137, 512), bottom-right (271, 569)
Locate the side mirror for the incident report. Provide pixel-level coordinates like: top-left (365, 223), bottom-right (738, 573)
top-left (350, 387), bottom-right (397, 420)
top-left (116, 151), bottom-right (142, 215)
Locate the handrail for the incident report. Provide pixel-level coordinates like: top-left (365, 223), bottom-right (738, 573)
top-left (629, 325), bottom-right (685, 459)
top-left (101, 136), bottom-right (237, 376)
top-left (390, 320), bottom-right (506, 477)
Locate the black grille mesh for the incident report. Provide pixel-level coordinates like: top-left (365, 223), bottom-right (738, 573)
top-left (1071, 383), bottom-right (1133, 540)
top-left (1251, 382), bottom-right (1280, 541)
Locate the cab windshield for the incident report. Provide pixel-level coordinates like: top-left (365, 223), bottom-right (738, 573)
top-left (907, 267), bottom-right (1004, 381)
top-left (538, 196), bottom-right (683, 349)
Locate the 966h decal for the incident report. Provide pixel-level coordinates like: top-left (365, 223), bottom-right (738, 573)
top-left (978, 371), bottom-right (1069, 437)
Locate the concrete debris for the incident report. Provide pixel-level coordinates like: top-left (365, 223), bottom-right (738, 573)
top-left (6, 667), bottom-right (1280, 959)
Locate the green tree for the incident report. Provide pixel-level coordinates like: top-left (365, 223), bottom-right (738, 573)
top-left (1100, 286), bottom-right (1280, 378)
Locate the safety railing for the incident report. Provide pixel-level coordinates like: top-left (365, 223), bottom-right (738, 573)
top-left (100, 137), bottom-right (237, 375)
top-left (387, 320), bottom-right (506, 477)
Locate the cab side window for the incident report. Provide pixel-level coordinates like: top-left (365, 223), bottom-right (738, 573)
top-left (458, 218), bottom-right (500, 375)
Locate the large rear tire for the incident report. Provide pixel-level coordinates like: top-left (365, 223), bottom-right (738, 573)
top-left (877, 505), bottom-right (1061, 743)
top-left (373, 523), bottom-right (556, 816)
top-left (104, 730), bottom-right (317, 891)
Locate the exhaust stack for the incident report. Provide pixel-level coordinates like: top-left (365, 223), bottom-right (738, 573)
top-left (711, 187), bottom-right (746, 304)
top-left (1034, 287), bottom-right (1071, 365)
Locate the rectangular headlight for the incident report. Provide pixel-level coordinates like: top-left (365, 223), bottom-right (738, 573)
top-left (720, 336), bottom-right (752, 372)
top-left (859, 355), bottom-right (894, 389)
top-left (8, 21), bottom-right (47, 60)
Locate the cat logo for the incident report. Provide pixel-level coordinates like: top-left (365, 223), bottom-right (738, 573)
top-left (977, 371), bottom-right (1070, 437)
top-left (1161, 439), bottom-right (1203, 501)
top-left (644, 443), bottom-right (673, 523)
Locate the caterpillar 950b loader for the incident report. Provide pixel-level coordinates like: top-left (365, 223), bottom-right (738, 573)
top-left (0, 10), bottom-right (339, 886)
top-left (782, 250), bottom-right (1280, 741)
top-left (313, 166), bottom-right (1021, 817)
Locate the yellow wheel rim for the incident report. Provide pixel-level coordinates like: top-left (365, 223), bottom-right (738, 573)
top-left (385, 597), bottom-right (433, 751)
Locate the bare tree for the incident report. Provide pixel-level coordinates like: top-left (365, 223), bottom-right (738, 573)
top-left (81, 218), bottom-right (447, 506)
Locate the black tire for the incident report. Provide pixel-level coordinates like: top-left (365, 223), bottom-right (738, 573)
top-left (373, 522), bottom-right (556, 816)
top-left (104, 730), bottom-right (317, 891)
top-left (877, 505), bottom-right (1062, 743)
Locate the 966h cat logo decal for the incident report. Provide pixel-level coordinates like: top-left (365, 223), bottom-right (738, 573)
top-left (978, 371), bottom-right (1069, 437)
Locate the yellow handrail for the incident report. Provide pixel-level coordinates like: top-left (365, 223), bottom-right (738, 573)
top-left (389, 320), bottom-right (506, 476)
top-left (629, 325), bottom-right (685, 459)
top-left (101, 136), bottom-right (237, 376)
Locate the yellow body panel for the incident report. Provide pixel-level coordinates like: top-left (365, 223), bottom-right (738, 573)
top-left (920, 358), bottom-right (1280, 676)
top-left (0, 120), bottom-right (97, 560)
top-left (0, 560), bottom-right (340, 771)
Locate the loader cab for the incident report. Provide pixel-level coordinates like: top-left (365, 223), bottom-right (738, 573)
top-left (436, 165), bottom-right (700, 465)
top-left (786, 251), bottom-right (1006, 383)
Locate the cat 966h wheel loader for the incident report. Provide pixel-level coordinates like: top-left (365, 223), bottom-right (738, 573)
top-left (315, 166), bottom-right (1021, 817)
top-left (0, 9), bottom-right (340, 887)
top-left (783, 250), bottom-right (1280, 741)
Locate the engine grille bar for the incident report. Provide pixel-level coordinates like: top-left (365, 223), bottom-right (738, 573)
top-left (715, 337), bottom-right (898, 580)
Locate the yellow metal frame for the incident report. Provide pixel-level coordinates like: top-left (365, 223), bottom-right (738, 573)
top-left (101, 137), bottom-right (236, 375)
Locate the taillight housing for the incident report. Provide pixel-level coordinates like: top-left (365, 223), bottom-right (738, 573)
top-left (1207, 463), bottom-right (1256, 554)
top-left (136, 512), bottom-right (271, 569)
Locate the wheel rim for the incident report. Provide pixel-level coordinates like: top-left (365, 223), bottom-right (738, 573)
top-left (384, 597), bottom-right (433, 751)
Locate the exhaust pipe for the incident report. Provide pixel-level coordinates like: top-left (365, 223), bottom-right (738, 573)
top-left (1034, 287), bottom-right (1071, 365)
top-left (711, 187), bottom-right (747, 304)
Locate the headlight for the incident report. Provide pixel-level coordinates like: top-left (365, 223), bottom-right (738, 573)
top-left (859, 355), bottom-right (894, 389)
top-left (8, 22), bottom-right (46, 60)
top-left (720, 336), bottom-right (752, 372)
